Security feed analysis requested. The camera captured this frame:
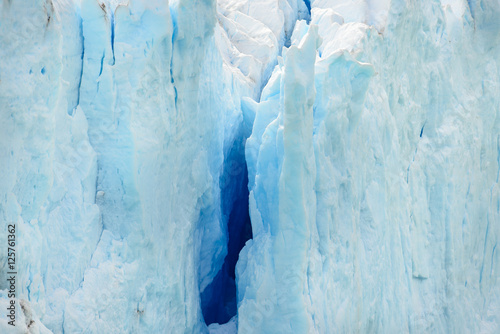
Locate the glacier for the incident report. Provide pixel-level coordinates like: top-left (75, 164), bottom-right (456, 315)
top-left (0, 0), bottom-right (499, 333)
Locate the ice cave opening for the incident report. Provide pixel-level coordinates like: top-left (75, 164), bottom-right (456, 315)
top-left (200, 132), bottom-right (253, 326)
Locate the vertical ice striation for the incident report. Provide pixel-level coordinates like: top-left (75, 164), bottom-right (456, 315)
top-left (0, 0), bottom-right (499, 333)
top-left (0, 0), bottom-right (100, 332)
top-left (238, 0), bottom-right (500, 333)
top-left (237, 24), bottom-right (321, 333)
top-left (1, 0), bottom-right (257, 332)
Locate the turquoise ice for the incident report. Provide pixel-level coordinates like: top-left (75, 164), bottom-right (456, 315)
top-left (0, 0), bottom-right (499, 333)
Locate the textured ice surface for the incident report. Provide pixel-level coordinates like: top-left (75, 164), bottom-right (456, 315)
top-left (1, 0), bottom-right (499, 333)
top-left (239, 1), bottom-right (500, 333)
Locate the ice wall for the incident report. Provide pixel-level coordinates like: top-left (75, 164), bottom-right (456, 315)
top-left (0, 0), bottom-right (259, 332)
top-left (0, 0), bottom-right (100, 332)
top-left (0, 0), bottom-right (499, 333)
top-left (238, 0), bottom-right (500, 333)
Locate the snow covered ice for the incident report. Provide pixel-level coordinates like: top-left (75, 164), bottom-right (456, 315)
top-left (0, 0), bottom-right (499, 333)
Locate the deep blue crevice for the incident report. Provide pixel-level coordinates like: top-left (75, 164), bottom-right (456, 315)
top-left (303, 0), bottom-right (311, 14)
top-left (169, 4), bottom-right (178, 105)
top-left (69, 14), bottom-right (84, 116)
top-left (201, 127), bottom-right (253, 326)
top-left (110, 11), bottom-right (116, 65)
top-left (98, 51), bottom-right (105, 76)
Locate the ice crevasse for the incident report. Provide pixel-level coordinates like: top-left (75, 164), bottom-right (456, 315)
top-left (0, 0), bottom-right (499, 333)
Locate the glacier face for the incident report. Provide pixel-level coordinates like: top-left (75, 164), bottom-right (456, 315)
top-left (239, 1), bottom-right (500, 333)
top-left (0, 0), bottom-right (499, 333)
